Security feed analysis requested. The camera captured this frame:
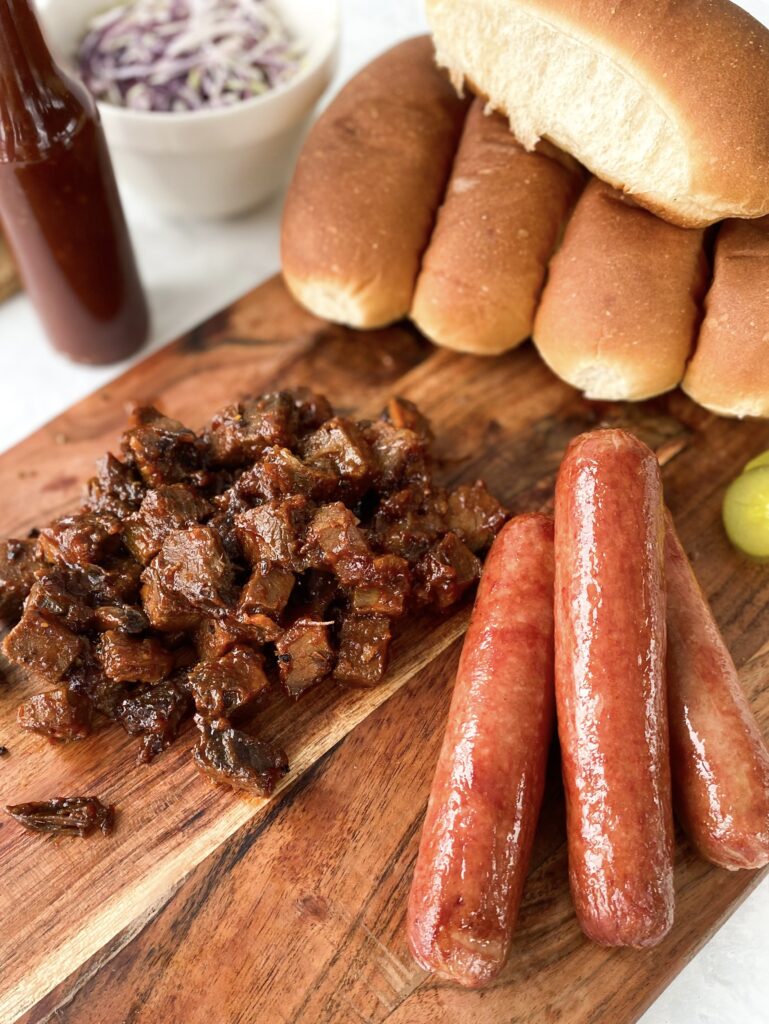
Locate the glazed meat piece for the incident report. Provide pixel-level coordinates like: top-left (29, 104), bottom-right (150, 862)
top-left (382, 396), bottom-right (434, 442)
top-left (82, 558), bottom-right (143, 605)
top-left (92, 604), bottom-right (149, 634)
top-left (121, 407), bottom-right (201, 487)
top-left (96, 630), bottom-right (174, 684)
top-left (208, 487), bottom-right (250, 562)
top-left (124, 484), bottom-right (213, 564)
top-left (290, 570), bottom-right (340, 619)
top-left (239, 564), bottom-right (295, 618)
top-left (195, 614), bottom-right (282, 661)
top-left (23, 570), bottom-right (94, 633)
top-left (6, 796), bottom-right (114, 836)
top-left (194, 718), bottom-right (289, 796)
top-left (290, 387), bottom-right (333, 433)
top-left (275, 618), bottom-right (335, 697)
top-left (3, 609), bottom-right (84, 682)
top-left (141, 526), bottom-right (236, 630)
top-left (303, 503), bottom-right (371, 583)
top-left (370, 487), bottom-right (449, 563)
top-left (0, 538), bottom-right (43, 623)
top-left (352, 555), bottom-right (411, 617)
top-left (445, 483), bottom-right (508, 553)
top-left (415, 533), bottom-right (481, 610)
top-left (363, 420), bottom-right (430, 490)
top-left (84, 453), bottom-right (145, 516)
top-left (17, 687), bottom-right (92, 741)
top-left (235, 496), bottom-right (309, 570)
top-left (206, 392), bottom-right (301, 467)
top-left (117, 680), bottom-right (191, 762)
top-left (300, 418), bottom-right (375, 496)
top-left (38, 512), bottom-right (122, 567)
top-left (334, 614), bottom-right (392, 687)
top-left (237, 447), bottom-right (337, 502)
top-left (187, 645), bottom-right (271, 717)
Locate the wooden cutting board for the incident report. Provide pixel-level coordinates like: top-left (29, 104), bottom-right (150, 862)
top-left (2, 276), bottom-right (769, 1024)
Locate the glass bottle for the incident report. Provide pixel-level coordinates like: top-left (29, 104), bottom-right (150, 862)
top-left (0, 0), bottom-right (149, 364)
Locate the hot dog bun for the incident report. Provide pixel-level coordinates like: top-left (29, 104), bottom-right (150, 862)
top-left (426, 0), bottom-right (769, 227)
top-left (281, 36), bottom-right (468, 329)
top-left (682, 217), bottom-right (769, 419)
top-left (533, 179), bottom-right (707, 401)
top-left (410, 100), bottom-right (583, 355)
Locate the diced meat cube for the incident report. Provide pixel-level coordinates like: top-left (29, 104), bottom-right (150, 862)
top-left (303, 503), bottom-right (371, 583)
top-left (92, 604), bottom-right (149, 633)
top-left (0, 538), bottom-right (43, 623)
top-left (84, 453), bottom-right (145, 516)
top-left (121, 407), bottom-right (201, 487)
top-left (82, 558), bottom-right (143, 605)
top-left (3, 610), bottom-right (84, 681)
top-left (208, 487), bottom-right (250, 562)
top-left (334, 614), bottom-right (392, 687)
top-left (194, 615), bottom-right (278, 660)
top-left (124, 484), bottom-right (213, 564)
top-left (382, 397), bottom-right (433, 443)
top-left (187, 645), bottom-right (270, 717)
top-left (290, 388), bottom-right (333, 432)
top-left (351, 555), bottom-right (411, 617)
top-left (17, 687), bottom-right (92, 741)
top-left (369, 487), bottom-right (449, 563)
top-left (238, 564), bottom-right (295, 618)
top-left (235, 496), bottom-right (308, 569)
top-left (38, 512), bottom-right (122, 567)
top-left (238, 447), bottom-right (337, 501)
top-left (117, 680), bottom-right (191, 763)
top-left (274, 618), bottom-right (335, 697)
top-left (206, 392), bottom-right (300, 467)
top-left (363, 420), bottom-right (430, 490)
top-left (194, 718), bottom-right (288, 796)
top-left (24, 569), bottom-right (94, 633)
top-left (415, 533), bottom-right (481, 610)
top-left (96, 630), bottom-right (174, 684)
top-left (300, 418), bottom-right (375, 494)
top-left (291, 570), bottom-right (340, 619)
top-left (445, 482), bottom-right (508, 553)
top-left (141, 527), bottom-right (236, 630)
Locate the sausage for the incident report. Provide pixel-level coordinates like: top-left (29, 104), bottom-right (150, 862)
top-left (407, 513), bottom-right (555, 987)
top-left (554, 429), bottom-right (674, 947)
top-left (281, 36), bottom-right (469, 329)
top-left (665, 511), bottom-right (769, 869)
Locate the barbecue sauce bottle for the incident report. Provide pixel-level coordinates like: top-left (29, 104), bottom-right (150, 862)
top-left (0, 0), bottom-right (148, 364)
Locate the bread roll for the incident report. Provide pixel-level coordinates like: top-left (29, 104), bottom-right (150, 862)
top-left (426, 0), bottom-right (769, 227)
top-left (683, 218), bottom-right (769, 418)
top-left (281, 36), bottom-right (468, 329)
top-left (410, 99), bottom-right (582, 355)
top-left (533, 178), bottom-right (707, 401)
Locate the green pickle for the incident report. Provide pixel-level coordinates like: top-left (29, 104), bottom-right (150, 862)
top-left (745, 450), bottom-right (769, 473)
top-left (723, 466), bottom-right (769, 561)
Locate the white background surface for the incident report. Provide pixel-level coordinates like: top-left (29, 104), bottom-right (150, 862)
top-left (1, 2), bottom-right (768, 1021)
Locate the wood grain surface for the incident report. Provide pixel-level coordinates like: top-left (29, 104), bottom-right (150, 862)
top-left (2, 276), bottom-right (769, 1024)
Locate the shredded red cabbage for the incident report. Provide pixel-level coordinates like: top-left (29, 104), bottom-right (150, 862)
top-left (77, 0), bottom-right (304, 113)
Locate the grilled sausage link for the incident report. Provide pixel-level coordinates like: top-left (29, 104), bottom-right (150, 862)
top-left (407, 513), bottom-right (556, 987)
top-left (665, 512), bottom-right (769, 869)
top-left (554, 429), bottom-right (674, 947)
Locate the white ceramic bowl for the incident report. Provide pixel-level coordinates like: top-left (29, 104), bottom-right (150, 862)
top-left (38, 0), bottom-right (339, 219)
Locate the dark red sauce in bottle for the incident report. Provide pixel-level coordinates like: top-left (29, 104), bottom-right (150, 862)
top-left (0, 0), bottom-right (148, 364)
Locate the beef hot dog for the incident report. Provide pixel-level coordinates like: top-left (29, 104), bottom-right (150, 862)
top-left (407, 513), bottom-right (555, 987)
top-left (554, 430), bottom-right (674, 947)
top-left (665, 513), bottom-right (769, 869)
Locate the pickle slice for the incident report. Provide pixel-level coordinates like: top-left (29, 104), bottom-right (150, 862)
top-left (723, 467), bottom-right (769, 562)
top-left (745, 450), bottom-right (769, 473)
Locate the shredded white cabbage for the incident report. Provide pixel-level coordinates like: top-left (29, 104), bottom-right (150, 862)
top-left (78, 0), bottom-right (304, 112)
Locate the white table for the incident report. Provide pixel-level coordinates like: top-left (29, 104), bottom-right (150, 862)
top-left (2, 2), bottom-right (768, 1020)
